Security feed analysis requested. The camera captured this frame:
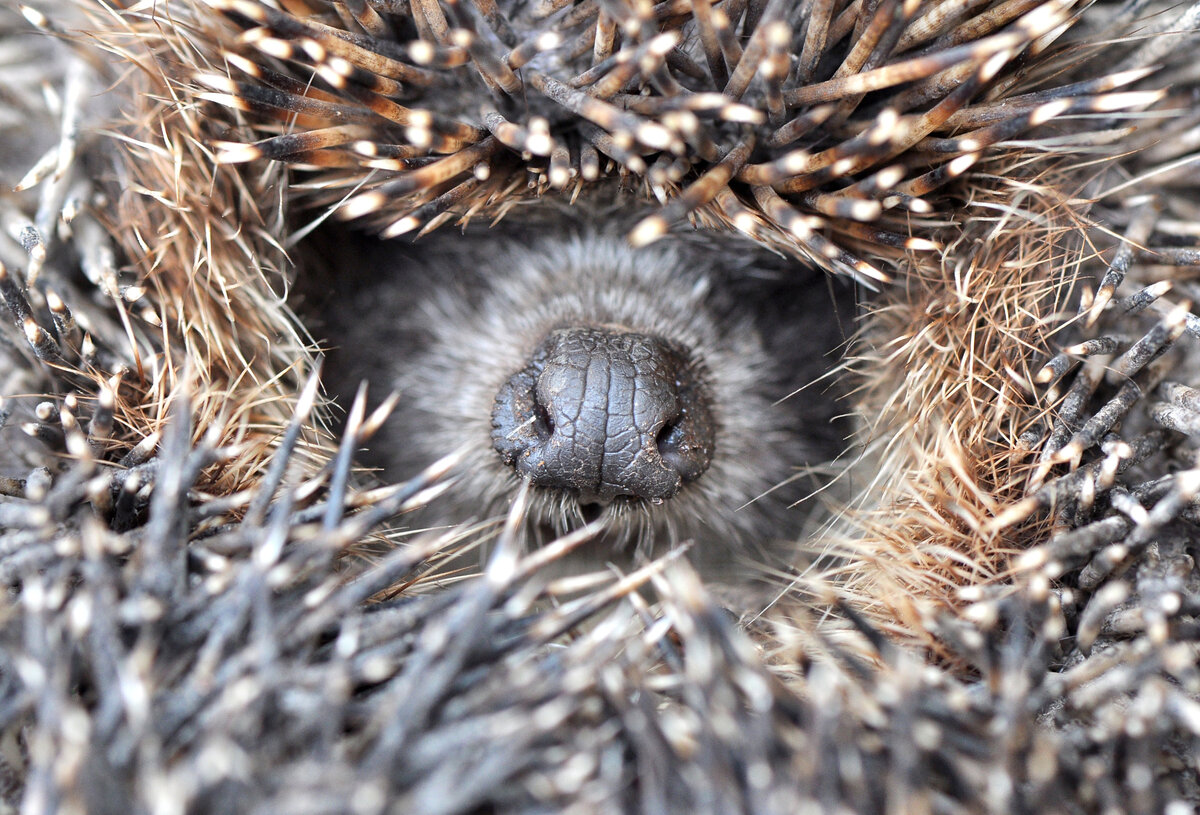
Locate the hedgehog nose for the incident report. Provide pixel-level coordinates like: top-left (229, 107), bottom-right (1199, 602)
top-left (491, 327), bottom-right (714, 503)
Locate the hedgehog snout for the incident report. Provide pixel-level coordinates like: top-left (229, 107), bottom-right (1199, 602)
top-left (491, 326), bottom-right (714, 504)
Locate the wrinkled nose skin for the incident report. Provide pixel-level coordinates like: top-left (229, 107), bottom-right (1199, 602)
top-left (492, 327), bottom-right (714, 504)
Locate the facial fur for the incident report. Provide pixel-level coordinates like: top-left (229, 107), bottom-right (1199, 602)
top-left (308, 213), bottom-right (854, 563)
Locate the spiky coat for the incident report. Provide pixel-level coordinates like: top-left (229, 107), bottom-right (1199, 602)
top-left (2, 1), bottom-right (1200, 813)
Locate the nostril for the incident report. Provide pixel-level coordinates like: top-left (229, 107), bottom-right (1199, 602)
top-left (655, 416), bottom-right (683, 458)
top-left (655, 409), bottom-right (710, 484)
top-left (533, 400), bottom-right (553, 440)
top-left (492, 361), bottom-right (544, 465)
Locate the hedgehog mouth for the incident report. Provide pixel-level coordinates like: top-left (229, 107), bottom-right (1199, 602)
top-left (491, 325), bottom-right (715, 505)
top-left (578, 503), bottom-right (605, 523)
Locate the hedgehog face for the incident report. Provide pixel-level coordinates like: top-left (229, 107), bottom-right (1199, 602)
top-left (307, 214), bottom-right (854, 561)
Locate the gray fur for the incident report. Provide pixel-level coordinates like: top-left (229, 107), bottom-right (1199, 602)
top-left (308, 213), bottom-right (854, 562)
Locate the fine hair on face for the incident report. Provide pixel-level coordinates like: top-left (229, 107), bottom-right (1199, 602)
top-left (304, 205), bottom-right (857, 574)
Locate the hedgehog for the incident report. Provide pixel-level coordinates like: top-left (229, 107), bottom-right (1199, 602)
top-left (3, 0), bottom-right (1200, 812)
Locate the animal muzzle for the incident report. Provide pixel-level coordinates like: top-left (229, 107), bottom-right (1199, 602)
top-left (491, 326), bottom-right (714, 504)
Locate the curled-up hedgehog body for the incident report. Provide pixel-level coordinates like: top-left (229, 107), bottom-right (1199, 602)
top-left (5, 0), bottom-right (1200, 812)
